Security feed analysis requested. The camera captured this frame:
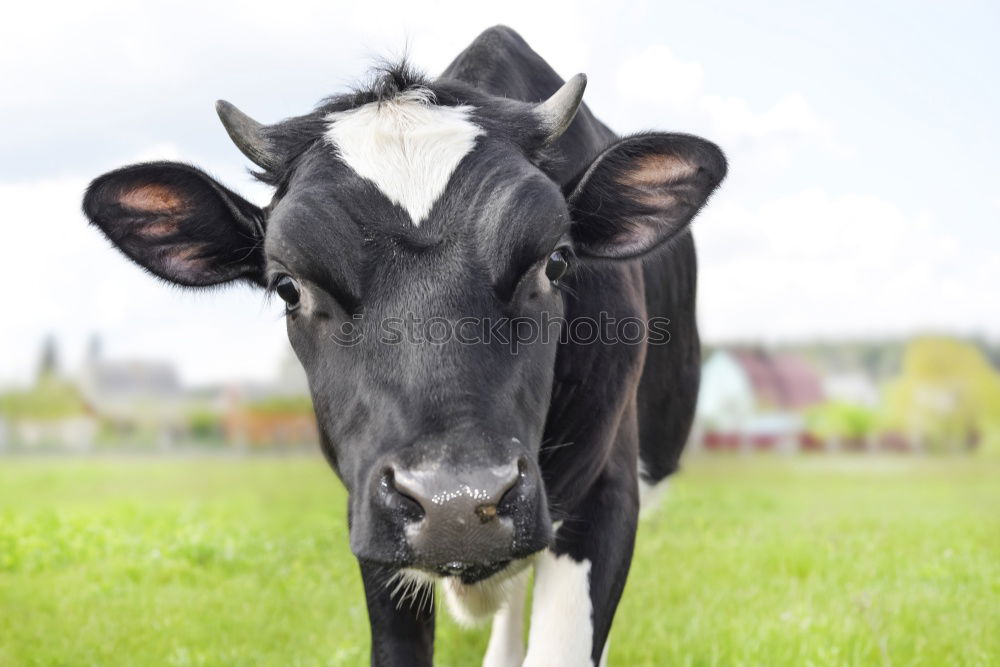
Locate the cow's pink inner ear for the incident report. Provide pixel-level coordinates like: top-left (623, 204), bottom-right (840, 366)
top-left (598, 218), bottom-right (665, 257)
top-left (161, 244), bottom-right (213, 278)
top-left (116, 184), bottom-right (192, 241)
top-left (136, 219), bottom-right (182, 239)
top-left (618, 153), bottom-right (696, 189)
top-left (120, 184), bottom-right (190, 214)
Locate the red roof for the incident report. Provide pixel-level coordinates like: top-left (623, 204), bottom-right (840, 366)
top-left (731, 349), bottom-right (824, 409)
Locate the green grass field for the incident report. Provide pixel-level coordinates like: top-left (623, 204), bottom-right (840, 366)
top-left (1, 455), bottom-right (997, 666)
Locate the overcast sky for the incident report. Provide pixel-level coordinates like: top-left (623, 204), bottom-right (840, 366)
top-left (2, 0), bottom-right (998, 387)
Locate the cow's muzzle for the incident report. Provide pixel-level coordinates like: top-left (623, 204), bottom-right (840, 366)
top-left (359, 453), bottom-right (550, 581)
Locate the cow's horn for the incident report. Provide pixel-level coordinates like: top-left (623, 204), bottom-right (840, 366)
top-left (536, 73), bottom-right (587, 145)
top-left (215, 100), bottom-right (281, 172)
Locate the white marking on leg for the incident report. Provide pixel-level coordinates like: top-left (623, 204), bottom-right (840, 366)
top-left (482, 566), bottom-right (529, 667)
top-left (638, 477), bottom-right (670, 517)
top-left (523, 550), bottom-right (594, 666)
top-left (324, 88), bottom-right (483, 226)
top-left (638, 459), bottom-right (670, 516)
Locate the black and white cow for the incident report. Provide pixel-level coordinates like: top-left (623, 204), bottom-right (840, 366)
top-left (82, 26), bottom-right (725, 666)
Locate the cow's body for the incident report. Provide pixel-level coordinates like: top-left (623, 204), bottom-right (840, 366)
top-left (436, 27), bottom-right (699, 664)
top-left (446, 26), bottom-right (697, 493)
top-left (83, 25), bottom-right (723, 666)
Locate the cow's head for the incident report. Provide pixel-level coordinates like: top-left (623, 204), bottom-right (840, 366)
top-left (83, 67), bottom-right (725, 583)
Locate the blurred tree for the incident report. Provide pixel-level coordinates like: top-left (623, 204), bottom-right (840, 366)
top-left (245, 395), bottom-right (315, 416)
top-left (0, 380), bottom-right (88, 420)
top-left (3, 336), bottom-right (87, 421)
top-left (882, 337), bottom-right (1000, 454)
top-left (36, 335), bottom-right (60, 381)
top-left (806, 401), bottom-right (878, 440)
top-left (186, 406), bottom-right (223, 443)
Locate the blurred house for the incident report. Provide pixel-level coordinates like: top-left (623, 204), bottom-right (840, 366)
top-left (73, 337), bottom-right (317, 450)
top-left (822, 371), bottom-right (879, 406)
top-left (697, 351), bottom-right (754, 434)
top-left (696, 348), bottom-right (825, 452)
top-left (222, 396), bottom-right (318, 448)
top-left (78, 337), bottom-right (188, 448)
top-left (221, 351), bottom-right (317, 448)
top-left (696, 337), bottom-right (1000, 455)
top-left (0, 382), bottom-right (98, 451)
top-left (0, 338), bottom-right (98, 451)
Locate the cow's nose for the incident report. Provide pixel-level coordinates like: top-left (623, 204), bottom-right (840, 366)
top-left (391, 459), bottom-right (521, 523)
top-left (387, 459), bottom-right (526, 565)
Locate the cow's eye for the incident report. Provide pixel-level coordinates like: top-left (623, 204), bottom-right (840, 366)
top-left (274, 275), bottom-right (301, 309)
top-left (545, 248), bottom-right (570, 283)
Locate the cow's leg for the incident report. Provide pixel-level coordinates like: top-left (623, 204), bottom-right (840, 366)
top-left (359, 562), bottom-right (435, 667)
top-left (523, 469), bottom-right (638, 666)
top-left (482, 567), bottom-right (529, 667)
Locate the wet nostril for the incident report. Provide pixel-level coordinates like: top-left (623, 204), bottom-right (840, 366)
top-left (383, 466), bottom-right (425, 519)
top-left (496, 459), bottom-right (525, 512)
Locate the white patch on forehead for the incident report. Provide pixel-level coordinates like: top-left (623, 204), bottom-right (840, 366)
top-left (323, 89), bottom-right (483, 226)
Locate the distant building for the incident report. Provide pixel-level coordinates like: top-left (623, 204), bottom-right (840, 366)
top-left (0, 338), bottom-right (98, 451)
top-left (822, 372), bottom-right (879, 406)
top-left (730, 349), bottom-right (825, 410)
top-left (697, 351), bottom-right (755, 434)
top-left (220, 348), bottom-right (318, 448)
top-left (79, 337), bottom-right (181, 414)
top-left (80, 360), bottom-right (181, 408)
top-left (0, 336), bottom-right (320, 451)
top-left (0, 379), bottom-right (97, 452)
top-left (77, 335), bottom-right (186, 448)
top-left (697, 348), bottom-right (825, 452)
top-left (9, 414), bottom-right (98, 451)
top-left (223, 402), bottom-right (318, 448)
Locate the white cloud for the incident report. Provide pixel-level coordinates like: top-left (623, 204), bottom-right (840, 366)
top-left (129, 143), bottom-right (184, 163)
top-left (695, 188), bottom-right (991, 341)
top-left (702, 92), bottom-right (831, 142)
top-left (613, 44), bottom-right (842, 167)
top-left (0, 0), bottom-right (597, 105)
top-left (607, 43), bottom-right (974, 343)
top-left (616, 44), bottom-right (706, 108)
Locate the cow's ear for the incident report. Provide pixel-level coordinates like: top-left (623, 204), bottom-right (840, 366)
top-left (83, 161), bottom-right (266, 287)
top-left (566, 133), bottom-right (726, 259)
